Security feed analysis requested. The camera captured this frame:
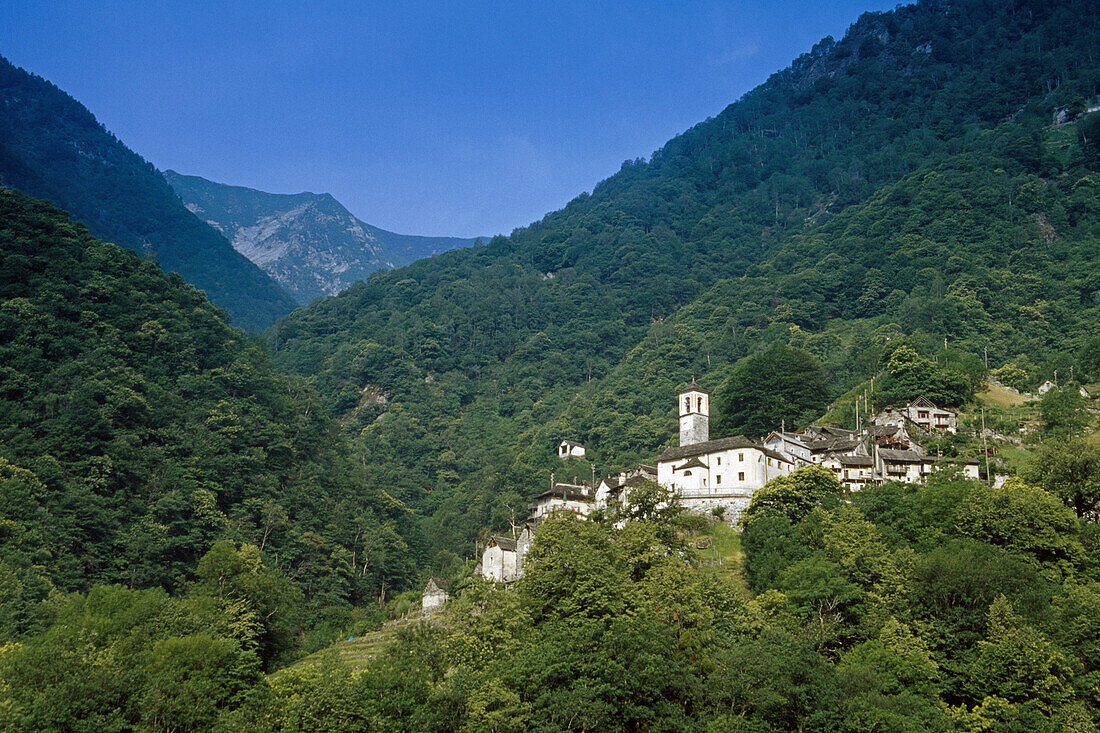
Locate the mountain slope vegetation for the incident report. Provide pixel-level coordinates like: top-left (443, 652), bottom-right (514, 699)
top-left (270, 0), bottom-right (1100, 558)
top-left (0, 57), bottom-right (297, 330)
top-left (0, 188), bottom-right (416, 641)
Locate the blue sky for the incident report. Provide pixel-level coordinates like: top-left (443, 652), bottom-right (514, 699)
top-left (2, 1), bottom-right (897, 237)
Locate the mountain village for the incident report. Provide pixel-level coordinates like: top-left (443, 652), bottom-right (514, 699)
top-left (470, 380), bottom-right (984, 585)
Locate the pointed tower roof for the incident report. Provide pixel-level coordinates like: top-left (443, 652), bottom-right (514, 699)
top-left (681, 377), bottom-right (709, 395)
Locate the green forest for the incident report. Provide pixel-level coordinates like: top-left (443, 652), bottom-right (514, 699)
top-left (2, 0), bottom-right (1100, 729)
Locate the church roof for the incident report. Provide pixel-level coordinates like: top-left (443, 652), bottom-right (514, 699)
top-left (674, 456), bottom-right (708, 471)
top-left (658, 436), bottom-right (791, 464)
top-left (680, 377), bottom-right (709, 395)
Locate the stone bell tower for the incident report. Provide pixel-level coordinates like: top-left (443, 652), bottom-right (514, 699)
top-left (678, 379), bottom-right (709, 446)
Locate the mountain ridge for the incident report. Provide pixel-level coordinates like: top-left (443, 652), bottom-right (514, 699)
top-left (165, 171), bottom-right (482, 304)
top-left (0, 56), bottom-right (297, 330)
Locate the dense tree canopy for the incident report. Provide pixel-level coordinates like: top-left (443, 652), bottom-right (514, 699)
top-left (0, 188), bottom-right (415, 641)
top-left (713, 343), bottom-right (830, 438)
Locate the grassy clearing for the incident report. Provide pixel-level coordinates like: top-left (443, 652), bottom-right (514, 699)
top-left (997, 445), bottom-right (1037, 474)
top-left (691, 523), bottom-right (748, 592)
top-left (977, 382), bottom-right (1033, 409)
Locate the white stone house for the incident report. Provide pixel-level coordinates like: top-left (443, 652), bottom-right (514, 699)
top-left (764, 431), bottom-right (814, 466)
top-left (481, 536), bottom-right (518, 583)
top-left (821, 454), bottom-right (874, 493)
top-left (516, 522), bottom-right (536, 575)
top-left (806, 435), bottom-right (866, 463)
top-left (874, 448), bottom-right (929, 484)
top-left (558, 440), bottom-right (586, 459)
top-left (421, 577), bottom-right (450, 612)
top-left (904, 396), bottom-right (958, 433)
top-left (532, 483), bottom-right (592, 520)
top-left (594, 465), bottom-right (657, 511)
top-left (874, 446), bottom-right (980, 484)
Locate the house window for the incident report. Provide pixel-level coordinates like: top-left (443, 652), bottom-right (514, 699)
top-left (844, 469), bottom-right (849, 479)
top-left (738, 472), bottom-right (745, 481)
top-left (739, 453), bottom-right (744, 462)
top-left (683, 470), bottom-right (692, 476)
top-left (716, 457), bottom-right (721, 465)
top-left (716, 475), bottom-right (722, 484)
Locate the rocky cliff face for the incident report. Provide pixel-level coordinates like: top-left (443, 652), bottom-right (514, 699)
top-left (166, 171), bottom-right (479, 304)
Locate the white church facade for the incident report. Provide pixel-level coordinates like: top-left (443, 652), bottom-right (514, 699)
top-left (655, 381), bottom-right (793, 520)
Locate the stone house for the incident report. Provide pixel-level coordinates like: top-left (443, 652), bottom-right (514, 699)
top-left (532, 483), bottom-right (592, 520)
top-left (558, 440), bottom-right (586, 459)
top-left (874, 446), bottom-right (980, 484)
top-left (763, 431), bottom-right (814, 466)
top-left (422, 577), bottom-right (450, 612)
top-left (821, 454), bottom-right (874, 492)
top-left (481, 535), bottom-right (518, 583)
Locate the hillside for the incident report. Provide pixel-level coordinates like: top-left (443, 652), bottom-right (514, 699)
top-left (0, 57), bottom-right (297, 330)
top-left (165, 171), bottom-right (480, 305)
top-left (269, 0), bottom-right (1100, 558)
top-left (0, 187), bottom-right (417, 640)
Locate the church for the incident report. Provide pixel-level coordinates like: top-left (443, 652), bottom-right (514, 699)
top-left (655, 380), bottom-right (794, 520)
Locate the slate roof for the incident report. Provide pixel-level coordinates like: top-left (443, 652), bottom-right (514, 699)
top-left (811, 425), bottom-right (858, 440)
top-left (807, 437), bottom-right (862, 453)
top-left (489, 536), bottom-right (517, 551)
top-left (837, 455), bottom-right (874, 467)
top-left (425, 577), bottom-right (451, 592)
top-left (877, 449), bottom-right (924, 463)
top-left (536, 483), bottom-right (590, 503)
top-left (674, 456), bottom-right (708, 471)
top-left (766, 431), bottom-right (809, 447)
top-left (659, 436), bottom-right (791, 464)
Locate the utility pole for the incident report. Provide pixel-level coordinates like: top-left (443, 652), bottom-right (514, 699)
top-left (981, 406), bottom-right (991, 485)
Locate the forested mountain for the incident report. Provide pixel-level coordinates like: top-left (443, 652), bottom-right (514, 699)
top-left (270, 0), bottom-right (1100, 557)
top-left (165, 171), bottom-right (480, 305)
top-left (0, 57), bottom-right (297, 330)
top-left (5, 0), bottom-right (1100, 728)
top-left (0, 188), bottom-right (417, 643)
